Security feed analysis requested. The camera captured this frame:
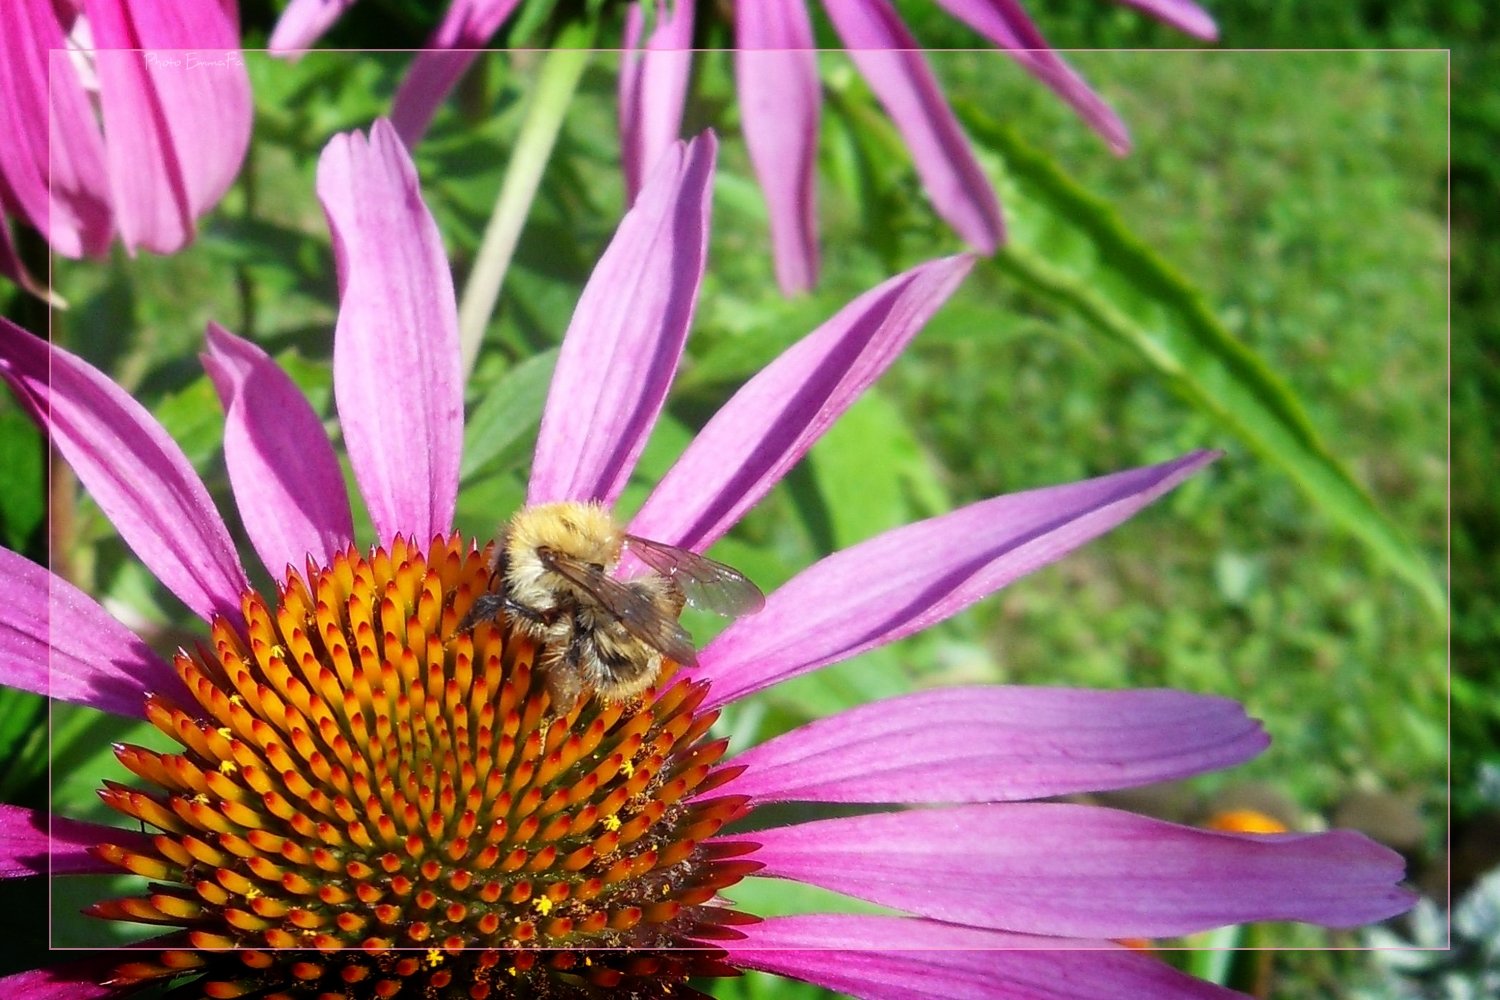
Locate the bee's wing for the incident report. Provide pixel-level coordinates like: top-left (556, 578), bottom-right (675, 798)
top-left (623, 535), bottom-right (767, 617)
top-left (542, 552), bottom-right (701, 666)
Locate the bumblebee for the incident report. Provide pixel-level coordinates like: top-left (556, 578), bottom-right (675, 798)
top-left (463, 501), bottom-right (764, 710)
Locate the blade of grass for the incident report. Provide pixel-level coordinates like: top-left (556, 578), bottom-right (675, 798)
top-left (456, 28), bottom-right (593, 380)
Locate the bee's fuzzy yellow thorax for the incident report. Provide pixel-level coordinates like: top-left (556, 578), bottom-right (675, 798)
top-left (503, 501), bottom-right (624, 592)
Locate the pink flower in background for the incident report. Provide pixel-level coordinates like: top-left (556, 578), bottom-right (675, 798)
top-left (622, 0), bottom-right (1216, 293)
top-left (0, 0), bottom-right (252, 298)
top-left (0, 122), bottom-right (1410, 998)
top-left (270, 0), bottom-right (1213, 294)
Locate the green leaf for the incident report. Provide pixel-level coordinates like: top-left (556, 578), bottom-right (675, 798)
top-left (0, 403), bottom-right (44, 552)
top-left (459, 347), bottom-right (558, 484)
top-left (0, 687), bottom-right (46, 801)
top-left (959, 105), bottom-right (1443, 616)
top-left (806, 388), bottom-right (951, 550)
top-left (151, 373), bottom-right (225, 469)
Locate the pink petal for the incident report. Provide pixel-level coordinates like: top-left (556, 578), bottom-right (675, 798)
top-left (0, 2), bottom-right (112, 257)
top-left (268, 0), bottom-right (360, 52)
top-left (317, 119), bottom-right (462, 546)
top-left (0, 216), bottom-right (56, 300)
top-left (390, 0), bottom-right (523, 146)
top-left (0, 804), bottom-right (143, 877)
top-left (527, 133), bottom-right (715, 507)
top-left (0, 319), bottom-right (250, 623)
top-left (1115, 0), bottom-right (1219, 40)
top-left (822, 0), bottom-right (1003, 251)
top-left (695, 451), bottom-right (1217, 708)
top-left (745, 802), bottom-right (1417, 937)
top-left (0, 963), bottom-right (118, 1000)
top-left (88, 0), bottom-right (252, 254)
top-left (723, 686), bottom-right (1267, 804)
top-left (0, 547), bottom-right (182, 719)
top-left (619, 1), bottom-right (695, 202)
top-left (628, 255), bottom-right (972, 554)
top-left (734, 0), bottom-right (820, 294)
top-left (727, 914), bottom-right (1245, 1000)
top-left (202, 322), bottom-right (355, 577)
top-left (932, 0), bottom-right (1131, 152)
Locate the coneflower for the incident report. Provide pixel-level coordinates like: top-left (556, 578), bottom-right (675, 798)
top-left (0, 122), bottom-right (1411, 999)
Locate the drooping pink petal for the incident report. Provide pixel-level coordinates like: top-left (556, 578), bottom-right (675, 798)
top-left (268, 0), bottom-right (360, 52)
top-left (822, 0), bottom-right (1003, 251)
top-left (695, 451), bottom-right (1217, 708)
top-left (1115, 0), bottom-right (1218, 40)
top-left (734, 0), bottom-right (820, 294)
top-left (202, 322), bottom-right (355, 577)
top-left (745, 802), bottom-right (1417, 937)
top-left (0, 547), bottom-right (182, 719)
top-left (726, 914), bottom-right (1246, 1000)
top-left (87, 0), bottom-right (252, 254)
top-left (527, 133), bottom-right (715, 507)
top-left (620, 1), bottom-right (695, 201)
top-left (627, 255), bottom-right (972, 554)
top-left (0, 216), bottom-right (58, 301)
top-left (0, 804), bottom-right (146, 877)
top-left (390, 0), bottom-right (523, 146)
top-left (932, 0), bottom-right (1131, 152)
top-left (0, 319), bottom-right (250, 623)
top-left (723, 686), bottom-right (1268, 804)
top-left (0, 2), bottom-right (112, 257)
top-left (317, 119), bottom-right (462, 546)
top-left (0, 963), bottom-right (118, 1000)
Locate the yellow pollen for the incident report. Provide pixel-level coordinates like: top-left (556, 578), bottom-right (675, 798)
top-left (216, 726), bottom-right (232, 739)
top-left (244, 886), bottom-right (261, 900)
top-left (602, 814), bottom-right (622, 832)
top-left (532, 897), bottom-right (554, 916)
top-left (218, 760), bottom-right (237, 775)
top-left (426, 948), bottom-right (443, 967)
top-left (621, 759), bottom-right (635, 778)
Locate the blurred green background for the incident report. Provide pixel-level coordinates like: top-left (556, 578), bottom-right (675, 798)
top-left (0, 1), bottom-right (1485, 998)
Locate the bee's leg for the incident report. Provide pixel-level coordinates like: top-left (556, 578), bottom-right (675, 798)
top-left (501, 596), bottom-right (553, 628)
top-left (457, 591), bottom-right (554, 636)
top-left (455, 592), bottom-right (506, 634)
top-left (541, 621), bottom-right (587, 715)
top-left (542, 663), bottom-right (583, 717)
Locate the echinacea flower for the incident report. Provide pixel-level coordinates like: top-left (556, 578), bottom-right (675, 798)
top-left (0, 121), bottom-right (1413, 999)
top-left (0, 0), bottom-right (252, 299)
top-left (268, 0), bottom-right (1215, 294)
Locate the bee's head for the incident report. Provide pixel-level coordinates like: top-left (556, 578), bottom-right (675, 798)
top-left (503, 501), bottom-right (624, 597)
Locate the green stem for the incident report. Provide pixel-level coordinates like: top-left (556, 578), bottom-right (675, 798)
top-left (457, 33), bottom-right (593, 380)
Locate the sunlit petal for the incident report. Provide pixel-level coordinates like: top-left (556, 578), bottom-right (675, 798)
top-left (747, 803), bottom-right (1418, 936)
top-left (630, 255), bottom-right (972, 553)
top-left (528, 133), bottom-right (715, 507)
top-left (823, 0), bottom-right (1003, 251)
top-left (203, 322), bottom-right (355, 576)
top-left (734, 0), bottom-right (820, 293)
top-left (318, 119), bottom-right (462, 545)
top-left (0, 546), bottom-right (180, 718)
top-left (696, 451), bottom-right (1217, 707)
top-left (725, 686), bottom-right (1267, 803)
top-left (0, 319), bottom-right (250, 623)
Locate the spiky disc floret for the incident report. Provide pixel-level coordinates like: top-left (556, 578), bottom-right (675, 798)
top-left (90, 535), bottom-right (760, 998)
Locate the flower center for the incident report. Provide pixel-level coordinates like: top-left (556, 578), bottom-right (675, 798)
top-left (90, 535), bottom-right (760, 998)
